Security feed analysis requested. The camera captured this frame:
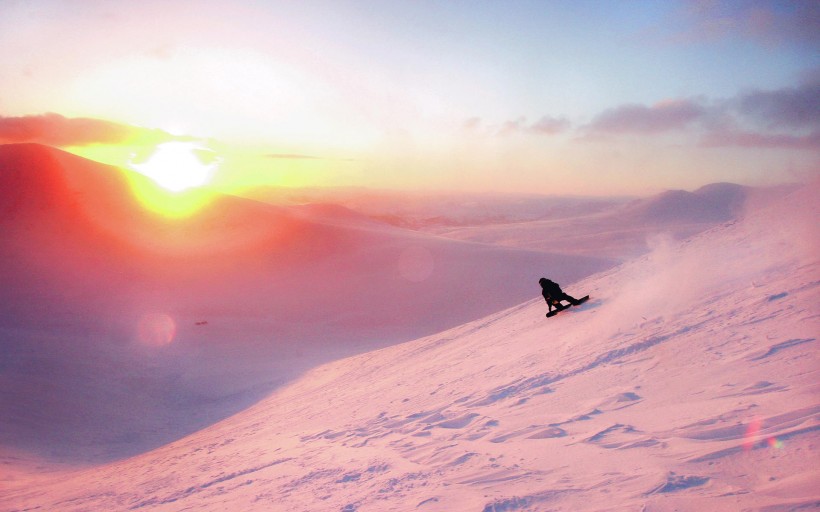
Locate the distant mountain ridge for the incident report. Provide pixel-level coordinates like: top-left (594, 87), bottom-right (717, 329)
top-left (431, 181), bottom-right (794, 261)
top-left (622, 182), bottom-right (749, 224)
top-left (244, 184), bottom-right (632, 230)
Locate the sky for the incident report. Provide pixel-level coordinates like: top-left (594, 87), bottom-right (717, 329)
top-left (0, 0), bottom-right (818, 196)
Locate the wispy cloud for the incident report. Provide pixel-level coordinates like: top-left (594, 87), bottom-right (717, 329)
top-left (700, 127), bottom-right (820, 149)
top-left (0, 113), bottom-right (131, 146)
top-left (735, 80), bottom-right (820, 130)
top-left (476, 115), bottom-right (571, 137)
top-left (498, 117), bottom-right (528, 136)
top-left (579, 76), bottom-right (820, 150)
top-left (585, 99), bottom-right (707, 134)
top-left (675, 0), bottom-right (820, 49)
top-left (530, 116), bottom-right (572, 135)
top-left (462, 117), bottom-right (482, 131)
top-left (0, 113), bottom-right (179, 146)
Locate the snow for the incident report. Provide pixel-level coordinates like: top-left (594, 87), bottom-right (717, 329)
top-left (428, 183), bottom-right (797, 262)
top-left (0, 144), bottom-right (611, 463)
top-left (1, 145), bottom-right (818, 511)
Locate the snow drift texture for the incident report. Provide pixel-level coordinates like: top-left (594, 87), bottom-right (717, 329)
top-left (1, 144), bottom-right (817, 511)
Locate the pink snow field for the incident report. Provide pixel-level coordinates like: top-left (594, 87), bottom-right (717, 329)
top-left (1, 145), bottom-right (818, 511)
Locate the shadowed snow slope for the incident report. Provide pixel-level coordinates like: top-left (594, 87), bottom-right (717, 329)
top-left (2, 179), bottom-right (816, 510)
top-left (0, 143), bottom-right (612, 462)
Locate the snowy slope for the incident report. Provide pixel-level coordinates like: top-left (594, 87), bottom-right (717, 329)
top-left (2, 182), bottom-right (816, 510)
top-left (0, 143), bottom-right (614, 462)
top-left (433, 183), bottom-right (780, 261)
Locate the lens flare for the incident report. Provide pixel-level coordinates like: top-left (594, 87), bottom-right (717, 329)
top-left (138, 313), bottom-right (176, 346)
top-left (767, 437), bottom-right (784, 449)
top-left (743, 417), bottom-right (783, 451)
top-left (743, 417), bottom-right (762, 451)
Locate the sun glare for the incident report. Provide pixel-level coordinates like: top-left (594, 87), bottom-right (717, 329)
top-left (129, 141), bottom-right (220, 192)
top-left (122, 141), bottom-right (223, 218)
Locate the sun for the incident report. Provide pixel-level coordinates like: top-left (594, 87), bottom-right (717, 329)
top-left (129, 141), bottom-right (220, 192)
top-left (123, 141), bottom-right (223, 218)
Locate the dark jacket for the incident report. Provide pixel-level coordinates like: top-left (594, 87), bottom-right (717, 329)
top-left (539, 278), bottom-right (562, 302)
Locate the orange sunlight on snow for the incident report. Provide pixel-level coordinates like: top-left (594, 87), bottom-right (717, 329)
top-left (125, 173), bottom-right (216, 219)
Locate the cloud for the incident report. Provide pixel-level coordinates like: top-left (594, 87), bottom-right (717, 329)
top-left (530, 116), bottom-right (572, 135)
top-left (496, 116), bottom-right (571, 136)
top-left (736, 81), bottom-right (820, 130)
top-left (498, 117), bottom-right (527, 136)
top-left (0, 113), bottom-right (130, 146)
top-left (0, 113), bottom-right (178, 147)
top-left (462, 117), bottom-right (482, 131)
top-left (700, 127), bottom-right (820, 150)
top-left (677, 0), bottom-right (820, 49)
top-left (585, 99), bottom-right (707, 134)
top-left (580, 77), bottom-right (820, 150)
top-left (710, 77), bottom-right (820, 149)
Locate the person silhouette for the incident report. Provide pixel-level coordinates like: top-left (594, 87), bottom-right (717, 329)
top-left (538, 277), bottom-right (580, 313)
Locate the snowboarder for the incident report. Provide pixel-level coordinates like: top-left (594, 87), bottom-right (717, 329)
top-left (538, 277), bottom-right (581, 313)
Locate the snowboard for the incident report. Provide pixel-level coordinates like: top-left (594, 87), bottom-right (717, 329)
top-left (546, 295), bottom-right (590, 317)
